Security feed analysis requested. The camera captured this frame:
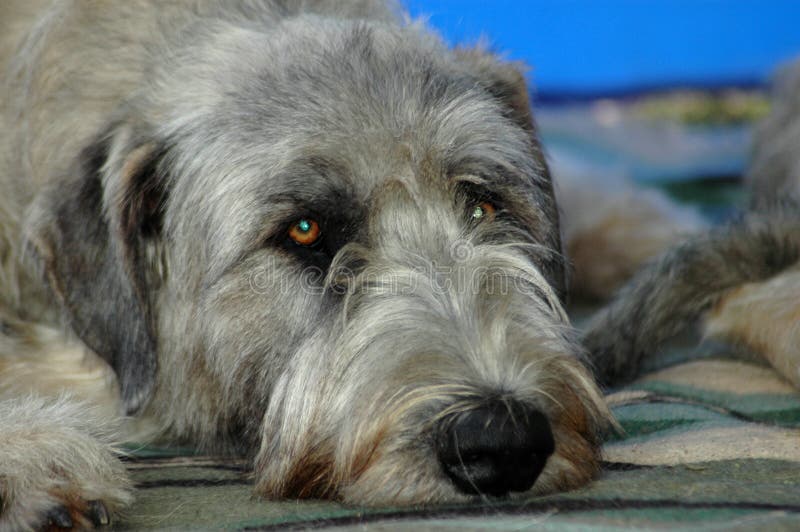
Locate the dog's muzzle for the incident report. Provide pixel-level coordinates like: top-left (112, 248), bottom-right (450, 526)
top-left (435, 399), bottom-right (554, 497)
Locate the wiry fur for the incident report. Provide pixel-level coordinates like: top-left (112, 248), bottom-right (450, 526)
top-left (584, 57), bottom-right (800, 389)
top-left (0, 397), bottom-right (132, 532)
top-left (0, 1), bottom-right (611, 528)
top-left (583, 207), bottom-right (800, 385)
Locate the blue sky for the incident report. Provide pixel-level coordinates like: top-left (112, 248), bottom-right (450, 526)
top-left (404, 0), bottom-right (800, 94)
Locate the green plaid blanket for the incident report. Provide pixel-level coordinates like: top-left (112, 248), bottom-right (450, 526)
top-left (116, 347), bottom-right (800, 530)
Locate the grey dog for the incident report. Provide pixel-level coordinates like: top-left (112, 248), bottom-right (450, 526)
top-left (0, 0), bottom-right (612, 529)
top-left (584, 58), bottom-right (800, 391)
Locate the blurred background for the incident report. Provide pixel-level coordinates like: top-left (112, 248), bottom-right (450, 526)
top-left (404, 0), bottom-right (800, 217)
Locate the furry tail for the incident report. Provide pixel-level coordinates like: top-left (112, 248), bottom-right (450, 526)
top-left (582, 206), bottom-right (800, 386)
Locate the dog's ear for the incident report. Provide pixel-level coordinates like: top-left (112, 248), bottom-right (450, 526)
top-left (454, 47), bottom-right (536, 132)
top-left (27, 126), bottom-right (168, 414)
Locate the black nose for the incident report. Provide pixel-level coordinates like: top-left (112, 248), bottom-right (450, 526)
top-left (435, 399), bottom-right (554, 497)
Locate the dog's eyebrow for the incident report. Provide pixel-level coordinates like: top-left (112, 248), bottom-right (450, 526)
top-left (204, 197), bottom-right (352, 292)
top-left (206, 157), bottom-right (363, 289)
top-left (266, 155), bottom-right (354, 203)
top-left (448, 159), bottom-right (553, 246)
top-left (448, 158), bottom-right (528, 187)
top-left (264, 155), bottom-right (360, 223)
top-left (449, 161), bottom-right (530, 207)
top-left (265, 188), bottom-right (362, 226)
top-left (247, 154), bottom-right (358, 240)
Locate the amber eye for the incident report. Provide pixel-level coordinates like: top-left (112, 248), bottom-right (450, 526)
top-left (470, 201), bottom-right (496, 222)
top-left (288, 218), bottom-right (322, 246)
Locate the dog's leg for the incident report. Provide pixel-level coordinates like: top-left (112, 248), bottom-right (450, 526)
top-left (0, 397), bottom-right (133, 531)
top-left (706, 269), bottom-right (800, 388)
top-left (583, 209), bottom-right (800, 385)
top-left (0, 317), bottom-right (134, 530)
top-left (0, 314), bottom-right (122, 408)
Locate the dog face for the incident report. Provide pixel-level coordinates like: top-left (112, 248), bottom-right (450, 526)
top-left (29, 17), bottom-right (610, 503)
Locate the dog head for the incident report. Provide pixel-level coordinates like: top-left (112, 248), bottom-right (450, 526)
top-left (28, 13), bottom-right (612, 503)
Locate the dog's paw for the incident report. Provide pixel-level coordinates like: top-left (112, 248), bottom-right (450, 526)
top-left (28, 499), bottom-right (113, 531)
top-left (0, 396), bottom-right (133, 531)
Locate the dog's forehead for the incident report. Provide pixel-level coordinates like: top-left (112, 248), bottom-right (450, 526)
top-left (162, 17), bottom-right (550, 272)
top-left (164, 17), bottom-right (540, 184)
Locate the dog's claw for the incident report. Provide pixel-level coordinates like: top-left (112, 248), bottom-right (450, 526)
top-left (42, 500), bottom-right (111, 530)
top-left (46, 506), bottom-right (73, 529)
top-left (87, 500), bottom-right (110, 526)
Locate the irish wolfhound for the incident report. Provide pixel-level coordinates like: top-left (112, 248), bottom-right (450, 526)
top-left (584, 58), bottom-right (800, 390)
top-left (0, 0), bottom-right (612, 529)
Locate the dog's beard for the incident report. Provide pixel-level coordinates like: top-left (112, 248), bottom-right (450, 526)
top-left (253, 242), bottom-right (611, 503)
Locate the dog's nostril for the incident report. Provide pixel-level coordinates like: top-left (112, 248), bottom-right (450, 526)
top-left (435, 399), bottom-right (554, 497)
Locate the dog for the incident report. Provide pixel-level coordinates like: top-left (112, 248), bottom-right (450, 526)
top-left (583, 58), bottom-right (800, 390)
top-left (0, 1), bottom-right (613, 529)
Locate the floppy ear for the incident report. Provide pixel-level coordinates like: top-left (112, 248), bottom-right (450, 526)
top-left (454, 47), bottom-right (537, 132)
top-left (27, 125), bottom-right (168, 414)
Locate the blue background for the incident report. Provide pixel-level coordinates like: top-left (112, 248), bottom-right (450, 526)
top-left (404, 0), bottom-right (800, 96)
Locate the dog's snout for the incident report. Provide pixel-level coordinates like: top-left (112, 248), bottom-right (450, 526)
top-left (436, 399), bottom-right (554, 497)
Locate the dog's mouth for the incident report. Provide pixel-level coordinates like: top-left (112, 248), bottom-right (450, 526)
top-left (255, 373), bottom-right (606, 505)
top-left (434, 399), bottom-right (555, 497)
top-left (252, 275), bottom-right (611, 506)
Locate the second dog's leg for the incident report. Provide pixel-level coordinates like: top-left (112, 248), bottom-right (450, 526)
top-left (706, 269), bottom-right (800, 388)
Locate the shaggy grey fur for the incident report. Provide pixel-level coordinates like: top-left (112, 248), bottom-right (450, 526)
top-left (0, 1), bottom-right (610, 528)
top-left (583, 208), bottom-right (800, 385)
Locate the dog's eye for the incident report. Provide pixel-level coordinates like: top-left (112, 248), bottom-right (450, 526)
top-left (470, 202), bottom-right (496, 222)
top-left (288, 218), bottom-right (322, 246)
